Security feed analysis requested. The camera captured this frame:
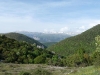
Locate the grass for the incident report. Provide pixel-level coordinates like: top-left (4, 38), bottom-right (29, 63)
top-left (0, 63), bottom-right (100, 75)
top-left (69, 66), bottom-right (100, 75)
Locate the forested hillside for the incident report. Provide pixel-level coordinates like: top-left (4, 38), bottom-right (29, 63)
top-left (47, 24), bottom-right (100, 56)
top-left (4, 32), bottom-right (46, 48)
top-left (0, 35), bottom-right (65, 66)
top-left (0, 35), bottom-right (54, 64)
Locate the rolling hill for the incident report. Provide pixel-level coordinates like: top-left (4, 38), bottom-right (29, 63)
top-left (4, 32), bottom-right (46, 48)
top-left (47, 24), bottom-right (100, 56)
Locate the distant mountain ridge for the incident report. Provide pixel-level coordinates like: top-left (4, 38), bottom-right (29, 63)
top-left (4, 32), bottom-right (46, 48)
top-left (17, 31), bottom-right (71, 43)
top-left (47, 24), bottom-right (100, 56)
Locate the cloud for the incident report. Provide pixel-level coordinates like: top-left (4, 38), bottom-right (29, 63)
top-left (79, 26), bottom-right (85, 30)
top-left (88, 20), bottom-right (100, 28)
top-left (59, 27), bottom-right (69, 33)
top-left (43, 29), bottom-right (57, 33)
top-left (76, 26), bottom-right (85, 33)
top-left (0, 0), bottom-right (100, 34)
top-left (78, 26), bottom-right (85, 30)
top-left (75, 26), bottom-right (86, 33)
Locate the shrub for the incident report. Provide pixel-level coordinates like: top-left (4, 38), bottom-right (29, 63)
top-left (34, 55), bottom-right (46, 64)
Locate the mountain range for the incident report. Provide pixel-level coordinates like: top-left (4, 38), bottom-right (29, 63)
top-left (17, 31), bottom-right (71, 43)
top-left (16, 31), bottom-right (71, 47)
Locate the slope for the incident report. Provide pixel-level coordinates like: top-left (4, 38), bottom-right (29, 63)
top-left (4, 32), bottom-right (46, 48)
top-left (47, 24), bottom-right (100, 56)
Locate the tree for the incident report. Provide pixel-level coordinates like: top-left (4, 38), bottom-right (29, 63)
top-left (93, 35), bottom-right (100, 67)
top-left (34, 55), bottom-right (46, 64)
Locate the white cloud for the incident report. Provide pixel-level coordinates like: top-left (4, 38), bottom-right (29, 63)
top-left (59, 27), bottom-right (69, 33)
top-left (0, 0), bottom-right (100, 34)
top-left (79, 26), bottom-right (85, 30)
top-left (89, 20), bottom-right (100, 28)
top-left (73, 26), bottom-right (86, 34)
top-left (43, 29), bottom-right (57, 33)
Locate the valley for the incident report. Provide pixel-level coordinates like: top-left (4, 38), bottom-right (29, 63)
top-left (0, 25), bottom-right (100, 75)
top-left (1, 0), bottom-right (100, 75)
top-left (17, 31), bottom-right (71, 47)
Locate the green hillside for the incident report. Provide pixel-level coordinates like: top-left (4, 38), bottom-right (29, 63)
top-left (0, 35), bottom-right (55, 64)
top-left (4, 32), bottom-right (46, 48)
top-left (47, 24), bottom-right (100, 56)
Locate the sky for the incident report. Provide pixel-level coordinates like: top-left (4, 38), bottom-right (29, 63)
top-left (0, 0), bottom-right (100, 34)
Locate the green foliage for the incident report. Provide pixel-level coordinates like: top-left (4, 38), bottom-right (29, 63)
top-left (95, 35), bottom-right (100, 52)
top-left (47, 25), bottom-right (100, 56)
top-left (66, 48), bottom-right (92, 67)
top-left (92, 35), bottom-right (100, 67)
top-left (34, 55), bottom-right (46, 64)
top-left (46, 55), bottom-right (65, 66)
top-left (93, 52), bottom-right (100, 67)
top-left (0, 35), bottom-right (55, 64)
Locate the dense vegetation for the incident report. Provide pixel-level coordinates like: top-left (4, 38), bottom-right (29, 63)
top-left (0, 34), bottom-right (98, 67)
top-left (0, 35), bottom-right (56, 64)
top-left (0, 35), bottom-right (68, 67)
top-left (4, 32), bottom-right (46, 48)
top-left (47, 24), bottom-right (100, 56)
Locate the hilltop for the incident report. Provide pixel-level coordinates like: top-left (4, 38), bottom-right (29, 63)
top-left (4, 32), bottom-right (46, 48)
top-left (47, 24), bottom-right (100, 56)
